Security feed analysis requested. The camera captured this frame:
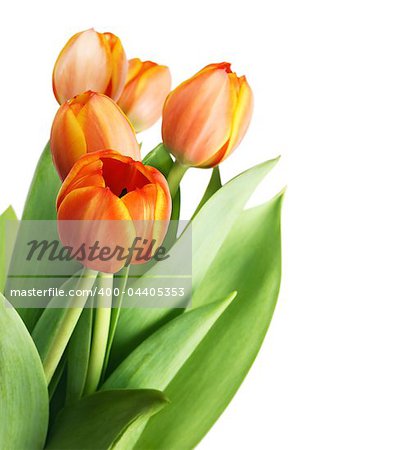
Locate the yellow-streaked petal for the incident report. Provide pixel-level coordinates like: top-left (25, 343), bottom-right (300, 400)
top-left (125, 58), bottom-right (143, 84)
top-left (162, 66), bottom-right (235, 166)
top-left (103, 32), bottom-right (127, 101)
top-left (50, 103), bottom-right (88, 180)
top-left (119, 62), bottom-right (171, 132)
top-left (57, 186), bottom-right (134, 273)
top-left (79, 93), bottom-right (140, 160)
top-left (223, 75), bottom-right (254, 159)
top-left (57, 150), bottom-right (116, 209)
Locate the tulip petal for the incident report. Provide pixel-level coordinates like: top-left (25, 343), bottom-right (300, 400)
top-left (119, 62), bottom-right (171, 133)
top-left (125, 59), bottom-right (144, 84)
top-left (58, 186), bottom-right (134, 273)
top-left (51, 105), bottom-right (88, 180)
top-left (103, 33), bottom-right (128, 101)
top-left (100, 158), bottom-right (150, 198)
top-left (57, 152), bottom-right (107, 210)
top-left (222, 75), bottom-right (254, 160)
top-left (162, 67), bottom-right (236, 166)
top-left (58, 186), bottom-right (132, 221)
top-left (143, 166), bottom-right (172, 221)
top-left (121, 185), bottom-right (167, 263)
top-left (53, 30), bottom-right (112, 104)
top-left (78, 94), bottom-right (141, 161)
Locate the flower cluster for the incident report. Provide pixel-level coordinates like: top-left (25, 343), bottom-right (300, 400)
top-left (50, 28), bottom-right (253, 272)
top-left (0, 28), bottom-right (283, 450)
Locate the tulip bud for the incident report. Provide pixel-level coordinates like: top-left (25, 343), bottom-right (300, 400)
top-left (162, 63), bottom-right (253, 168)
top-left (50, 91), bottom-right (141, 180)
top-left (57, 150), bottom-right (172, 273)
top-left (53, 29), bottom-right (127, 104)
top-left (118, 59), bottom-right (171, 132)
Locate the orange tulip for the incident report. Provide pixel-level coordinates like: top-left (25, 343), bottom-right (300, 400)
top-left (118, 59), bottom-right (171, 132)
top-left (50, 91), bottom-right (141, 180)
top-left (57, 150), bottom-right (172, 273)
top-left (53, 29), bottom-right (127, 104)
top-left (162, 62), bottom-right (253, 168)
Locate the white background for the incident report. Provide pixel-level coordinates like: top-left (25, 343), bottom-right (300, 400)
top-left (1, 1), bottom-right (412, 449)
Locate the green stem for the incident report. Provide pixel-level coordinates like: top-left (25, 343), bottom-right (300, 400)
top-left (167, 160), bottom-right (189, 199)
top-left (42, 268), bottom-right (98, 384)
top-left (101, 265), bottom-right (130, 379)
top-left (83, 273), bottom-right (113, 395)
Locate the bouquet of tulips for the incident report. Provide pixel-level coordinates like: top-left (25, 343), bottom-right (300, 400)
top-left (0, 29), bottom-right (283, 449)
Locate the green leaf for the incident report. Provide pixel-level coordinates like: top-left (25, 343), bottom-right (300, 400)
top-left (6, 142), bottom-right (62, 331)
top-left (22, 141), bottom-right (61, 221)
top-left (109, 158), bottom-right (279, 370)
top-left (49, 353), bottom-right (67, 400)
top-left (143, 143), bottom-right (180, 221)
top-left (46, 389), bottom-right (168, 450)
top-left (102, 292), bottom-right (236, 448)
top-left (136, 191), bottom-right (284, 449)
top-left (0, 294), bottom-right (49, 449)
top-left (104, 292), bottom-right (237, 391)
top-left (192, 166), bottom-right (222, 219)
top-left (0, 205), bottom-right (17, 293)
top-left (142, 143), bottom-right (173, 174)
top-left (66, 306), bottom-right (93, 405)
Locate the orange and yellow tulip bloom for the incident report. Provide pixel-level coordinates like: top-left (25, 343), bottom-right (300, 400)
top-left (53, 29), bottom-right (127, 104)
top-left (57, 150), bottom-right (172, 273)
top-left (118, 59), bottom-right (171, 133)
top-left (162, 62), bottom-right (253, 168)
top-left (50, 91), bottom-right (141, 180)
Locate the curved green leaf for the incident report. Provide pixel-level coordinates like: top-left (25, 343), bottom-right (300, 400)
top-left (0, 205), bottom-right (17, 293)
top-left (0, 294), bottom-right (49, 449)
top-left (109, 158), bottom-right (279, 370)
top-left (104, 292), bottom-right (237, 392)
top-left (192, 166), bottom-right (222, 219)
top-left (103, 292), bottom-right (236, 448)
top-left (6, 142), bottom-right (62, 331)
top-left (46, 389), bottom-right (168, 450)
top-left (136, 191), bottom-right (284, 449)
top-left (22, 141), bottom-right (61, 221)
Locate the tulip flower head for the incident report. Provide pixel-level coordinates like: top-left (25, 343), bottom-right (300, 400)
top-left (118, 59), bottom-right (172, 133)
top-left (162, 62), bottom-right (253, 168)
top-left (53, 29), bottom-right (127, 104)
top-left (50, 91), bottom-right (141, 180)
top-left (57, 150), bottom-right (172, 273)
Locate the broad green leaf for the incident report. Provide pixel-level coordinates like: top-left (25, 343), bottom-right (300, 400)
top-left (22, 141), bottom-right (61, 221)
top-left (109, 158), bottom-right (279, 370)
top-left (136, 191), bottom-right (284, 449)
top-left (46, 389), bottom-right (168, 450)
top-left (191, 166), bottom-right (222, 219)
top-left (66, 306), bottom-right (93, 404)
top-left (7, 142), bottom-right (62, 331)
top-left (0, 294), bottom-right (49, 449)
top-left (103, 292), bottom-right (236, 448)
top-left (103, 292), bottom-right (236, 391)
top-left (0, 205), bottom-right (17, 292)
